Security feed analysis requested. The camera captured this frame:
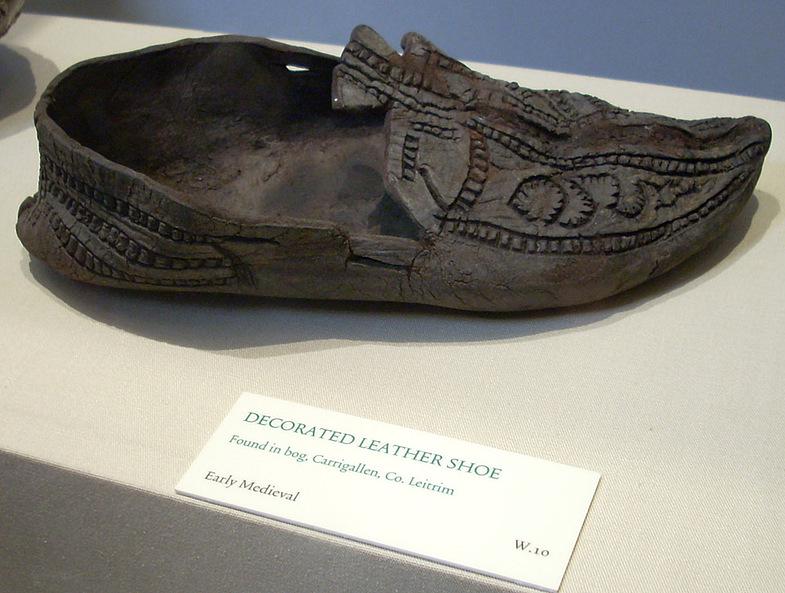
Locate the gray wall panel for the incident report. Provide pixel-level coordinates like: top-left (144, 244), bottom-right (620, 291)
top-left (24, 0), bottom-right (785, 100)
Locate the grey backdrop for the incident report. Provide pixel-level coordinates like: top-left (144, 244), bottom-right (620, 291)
top-left (23, 0), bottom-right (785, 100)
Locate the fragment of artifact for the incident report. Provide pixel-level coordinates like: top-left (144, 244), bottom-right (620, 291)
top-left (0, 0), bottom-right (24, 38)
top-left (17, 26), bottom-right (771, 311)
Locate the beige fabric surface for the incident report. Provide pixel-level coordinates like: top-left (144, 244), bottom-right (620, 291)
top-left (1, 14), bottom-right (784, 593)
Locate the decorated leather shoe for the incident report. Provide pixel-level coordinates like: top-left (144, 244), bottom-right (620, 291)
top-left (17, 26), bottom-right (771, 311)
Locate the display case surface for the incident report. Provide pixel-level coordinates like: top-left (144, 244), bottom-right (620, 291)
top-left (1, 14), bottom-right (784, 593)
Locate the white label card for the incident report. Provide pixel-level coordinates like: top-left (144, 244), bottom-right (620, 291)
top-left (176, 393), bottom-right (599, 592)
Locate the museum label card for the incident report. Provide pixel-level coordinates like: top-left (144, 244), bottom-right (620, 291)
top-left (176, 392), bottom-right (599, 591)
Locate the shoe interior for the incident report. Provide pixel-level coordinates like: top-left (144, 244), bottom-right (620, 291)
top-left (45, 39), bottom-right (422, 240)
